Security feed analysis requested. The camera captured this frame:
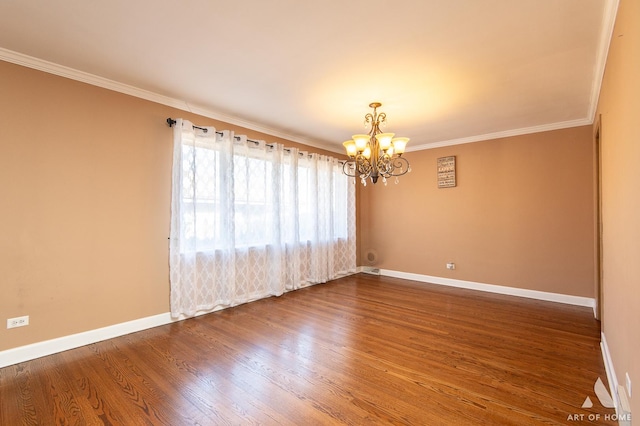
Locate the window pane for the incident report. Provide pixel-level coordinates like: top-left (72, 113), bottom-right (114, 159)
top-left (180, 143), bottom-right (351, 252)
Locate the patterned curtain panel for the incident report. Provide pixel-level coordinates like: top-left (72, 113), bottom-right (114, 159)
top-left (169, 119), bottom-right (356, 317)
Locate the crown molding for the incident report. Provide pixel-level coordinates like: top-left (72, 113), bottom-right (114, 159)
top-left (407, 117), bottom-right (593, 151)
top-left (0, 48), bottom-right (188, 110)
top-left (0, 47), bottom-right (342, 155)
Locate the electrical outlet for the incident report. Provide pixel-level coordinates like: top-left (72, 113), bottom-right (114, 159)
top-left (446, 262), bottom-right (456, 270)
top-left (626, 372), bottom-right (632, 398)
top-left (7, 315), bottom-right (29, 329)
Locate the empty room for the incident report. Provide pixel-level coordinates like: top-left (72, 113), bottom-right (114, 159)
top-left (0, 0), bottom-right (637, 424)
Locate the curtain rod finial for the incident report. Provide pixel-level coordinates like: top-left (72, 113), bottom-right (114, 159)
top-left (167, 118), bottom-right (176, 127)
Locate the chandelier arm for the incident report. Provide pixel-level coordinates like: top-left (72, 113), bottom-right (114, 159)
top-left (377, 112), bottom-right (387, 127)
top-left (342, 160), bottom-right (357, 177)
top-left (376, 155), bottom-right (393, 177)
top-left (386, 156), bottom-right (411, 177)
top-left (364, 112), bottom-right (375, 127)
top-left (356, 156), bottom-right (373, 178)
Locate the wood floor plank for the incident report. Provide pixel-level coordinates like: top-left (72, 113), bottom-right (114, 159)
top-left (120, 325), bottom-right (293, 425)
top-left (0, 274), bottom-right (616, 425)
top-left (181, 314), bottom-right (369, 425)
top-left (0, 367), bottom-right (19, 425)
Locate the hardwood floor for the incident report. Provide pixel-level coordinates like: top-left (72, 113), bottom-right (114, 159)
top-left (1, 274), bottom-right (616, 425)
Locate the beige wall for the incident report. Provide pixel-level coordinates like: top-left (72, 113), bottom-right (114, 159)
top-left (595, 0), bottom-right (639, 416)
top-left (0, 60), bottom-right (336, 351)
top-left (359, 126), bottom-right (595, 297)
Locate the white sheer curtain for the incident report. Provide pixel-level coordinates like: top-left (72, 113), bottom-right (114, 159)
top-left (169, 119), bottom-right (356, 317)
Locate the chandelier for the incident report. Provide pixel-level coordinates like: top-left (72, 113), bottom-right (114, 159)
top-left (342, 102), bottom-right (411, 186)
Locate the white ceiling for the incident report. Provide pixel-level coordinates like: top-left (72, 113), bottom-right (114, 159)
top-left (0, 0), bottom-right (617, 153)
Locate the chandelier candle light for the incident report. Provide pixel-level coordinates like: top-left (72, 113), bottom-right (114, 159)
top-left (342, 102), bottom-right (411, 186)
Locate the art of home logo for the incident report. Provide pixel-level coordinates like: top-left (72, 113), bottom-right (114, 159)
top-left (566, 377), bottom-right (632, 423)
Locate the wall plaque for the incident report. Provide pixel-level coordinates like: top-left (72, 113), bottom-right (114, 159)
top-left (437, 156), bottom-right (456, 188)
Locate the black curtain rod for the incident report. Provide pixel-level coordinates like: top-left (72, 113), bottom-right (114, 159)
top-left (234, 136), bottom-right (301, 155)
top-left (166, 118), bottom-right (274, 147)
top-left (166, 118), bottom-right (222, 135)
top-left (167, 118), bottom-right (309, 157)
top-left (234, 135), bottom-right (268, 147)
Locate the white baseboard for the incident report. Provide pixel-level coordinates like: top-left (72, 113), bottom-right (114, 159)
top-left (600, 332), bottom-right (621, 412)
top-left (1, 270), bottom-right (596, 369)
top-left (378, 269), bottom-right (596, 309)
top-left (0, 304), bottom-right (236, 369)
top-left (0, 313), bottom-right (175, 368)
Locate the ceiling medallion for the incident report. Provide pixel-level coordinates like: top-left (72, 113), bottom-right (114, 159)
top-left (342, 102), bottom-right (410, 186)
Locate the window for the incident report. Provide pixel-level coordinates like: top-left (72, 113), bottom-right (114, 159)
top-left (178, 136), bottom-right (352, 253)
top-left (169, 120), bottom-right (356, 317)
